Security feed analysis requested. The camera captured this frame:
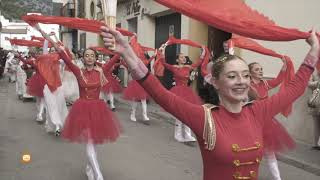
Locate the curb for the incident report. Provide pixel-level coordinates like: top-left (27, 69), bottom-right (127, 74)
top-left (114, 96), bottom-right (320, 176)
top-left (277, 153), bottom-right (320, 176)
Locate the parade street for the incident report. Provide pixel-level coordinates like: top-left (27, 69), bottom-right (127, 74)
top-left (0, 79), bottom-right (319, 180)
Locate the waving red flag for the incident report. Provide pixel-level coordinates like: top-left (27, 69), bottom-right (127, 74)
top-left (89, 46), bottom-right (115, 55)
top-left (31, 36), bottom-right (45, 42)
top-left (166, 36), bottom-right (202, 48)
top-left (8, 38), bottom-right (52, 48)
top-left (227, 35), bottom-right (294, 116)
top-left (35, 53), bottom-right (61, 92)
top-left (155, 0), bottom-right (310, 41)
top-left (129, 36), bottom-right (155, 65)
top-left (22, 14), bottom-right (134, 37)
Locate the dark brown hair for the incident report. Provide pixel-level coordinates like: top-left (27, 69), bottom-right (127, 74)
top-left (248, 62), bottom-right (259, 72)
top-left (83, 48), bottom-right (98, 59)
top-left (211, 53), bottom-right (244, 79)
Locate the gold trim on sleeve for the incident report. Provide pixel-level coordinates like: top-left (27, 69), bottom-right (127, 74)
top-left (202, 104), bottom-right (217, 151)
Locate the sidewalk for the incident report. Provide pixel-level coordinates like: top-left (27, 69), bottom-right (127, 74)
top-left (114, 94), bottom-right (320, 176)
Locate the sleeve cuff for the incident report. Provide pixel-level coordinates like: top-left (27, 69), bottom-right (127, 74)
top-left (130, 60), bottom-right (149, 80)
top-left (302, 54), bottom-right (318, 68)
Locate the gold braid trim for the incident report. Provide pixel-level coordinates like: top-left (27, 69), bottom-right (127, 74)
top-left (202, 104), bottom-right (217, 151)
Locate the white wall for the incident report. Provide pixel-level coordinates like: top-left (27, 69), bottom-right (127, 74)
top-left (244, 0), bottom-right (320, 144)
top-left (243, 0), bottom-right (319, 77)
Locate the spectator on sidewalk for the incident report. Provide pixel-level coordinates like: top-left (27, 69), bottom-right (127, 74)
top-left (308, 71), bottom-right (320, 150)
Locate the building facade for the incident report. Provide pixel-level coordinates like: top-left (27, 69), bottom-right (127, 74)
top-left (243, 0), bottom-right (320, 144)
top-left (59, 0), bottom-right (319, 144)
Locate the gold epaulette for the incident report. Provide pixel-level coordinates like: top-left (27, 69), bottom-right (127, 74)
top-left (202, 104), bottom-right (217, 151)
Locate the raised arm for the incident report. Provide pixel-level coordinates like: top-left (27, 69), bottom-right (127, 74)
top-left (102, 54), bottom-right (120, 73)
top-left (190, 47), bottom-right (206, 69)
top-left (252, 30), bottom-right (320, 124)
top-left (35, 24), bottom-right (81, 78)
top-left (57, 48), bottom-right (82, 78)
top-left (158, 53), bottom-right (177, 73)
top-left (138, 73), bottom-right (205, 135)
top-left (266, 58), bottom-right (286, 88)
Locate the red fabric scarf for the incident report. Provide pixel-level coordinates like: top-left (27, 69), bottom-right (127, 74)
top-left (22, 14), bottom-right (134, 37)
top-left (8, 38), bottom-right (52, 48)
top-left (31, 36), bottom-right (45, 42)
top-left (35, 53), bottom-right (61, 92)
top-left (155, 0), bottom-right (311, 41)
top-left (129, 36), bottom-right (154, 65)
top-left (89, 46), bottom-right (115, 55)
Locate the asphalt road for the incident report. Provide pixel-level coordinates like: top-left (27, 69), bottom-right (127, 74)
top-left (0, 79), bottom-right (319, 180)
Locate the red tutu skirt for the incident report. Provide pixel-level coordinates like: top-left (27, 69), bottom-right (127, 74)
top-left (26, 73), bottom-right (46, 97)
top-left (263, 117), bottom-right (295, 153)
top-left (170, 85), bottom-right (203, 105)
top-left (101, 77), bottom-right (122, 93)
top-left (122, 80), bottom-right (149, 101)
top-left (62, 99), bottom-right (121, 144)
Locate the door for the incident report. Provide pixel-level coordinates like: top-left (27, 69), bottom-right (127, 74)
top-left (197, 26), bottom-right (231, 104)
top-left (155, 13), bottom-right (181, 89)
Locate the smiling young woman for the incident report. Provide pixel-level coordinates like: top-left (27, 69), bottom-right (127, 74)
top-left (101, 26), bottom-right (319, 180)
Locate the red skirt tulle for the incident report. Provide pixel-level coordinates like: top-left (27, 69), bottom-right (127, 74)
top-left (263, 117), bottom-right (295, 153)
top-left (122, 80), bottom-right (149, 101)
top-left (26, 73), bottom-right (46, 97)
top-left (170, 85), bottom-right (203, 105)
top-left (61, 99), bottom-right (121, 144)
top-left (101, 77), bottom-right (122, 93)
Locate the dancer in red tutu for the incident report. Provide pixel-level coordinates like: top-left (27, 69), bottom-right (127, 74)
top-left (101, 26), bottom-right (319, 180)
top-left (248, 59), bottom-right (292, 180)
top-left (39, 28), bottom-right (121, 180)
top-left (158, 44), bottom-right (204, 145)
top-left (123, 64), bottom-right (151, 123)
top-left (122, 37), bottom-right (152, 124)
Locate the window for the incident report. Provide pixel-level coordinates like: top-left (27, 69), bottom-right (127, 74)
top-left (90, 1), bottom-right (95, 19)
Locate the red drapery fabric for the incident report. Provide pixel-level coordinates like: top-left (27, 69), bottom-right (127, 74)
top-left (129, 36), bottom-right (155, 65)
top-left (31, 36), bottom-right (45, 42)
top-left (166, 36), bottom-right (202, 48)
top-left (8, 38), bottom-right (52, 48)
top-left (155, 0), bottom-right (311, 41)
top-left (89, 46), bottom-right (116, 55)
top-left (35, 53), bottom-right (62, 92)
top-left (22, 14), bottom-right (134, 37)
top-left (141, 46), bottom-right (156, 52)
top-left (227, 35), bottom-right (294, 116)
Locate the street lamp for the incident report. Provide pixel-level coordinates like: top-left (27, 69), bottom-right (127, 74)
top-left (0, 22), bottom-right (2, 48)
